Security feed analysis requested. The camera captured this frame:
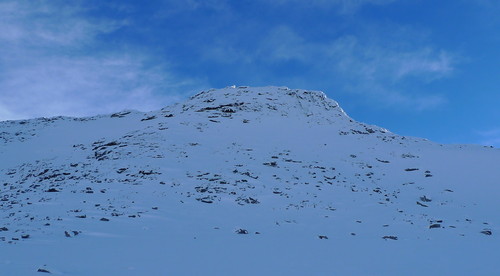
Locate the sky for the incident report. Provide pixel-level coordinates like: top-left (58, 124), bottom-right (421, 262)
top-left (0, 0), bottom-right (499, 147)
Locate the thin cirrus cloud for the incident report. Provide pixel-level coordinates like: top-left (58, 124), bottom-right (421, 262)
top-left (205, 25), bottom-right (455, 110)
top-left (0, 1), bottom-right (203, 121)
top-left (269, 0), bottom-right (397, 13)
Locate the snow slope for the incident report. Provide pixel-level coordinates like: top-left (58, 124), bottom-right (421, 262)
top-left (0, 86), bottom-right (499, 275)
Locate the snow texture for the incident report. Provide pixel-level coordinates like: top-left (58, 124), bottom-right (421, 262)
top-left (0, 86), bottom-right (499, 275)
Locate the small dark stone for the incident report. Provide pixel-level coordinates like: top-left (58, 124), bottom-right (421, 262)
top-left (116, 168), bottom-right (127, 174)
top-left (65, 231), bottom-right (71, 237)
top-left (37, 268), bottom-right (51, 273)
top-left (429, 224), bottom-right (441, 229)
top-left (382, 236), bottom-right (398, 240)
top-left (236, 229), bottom-right (248, 234)
top-left (318, 235), bottom-right (329, 239)
top-left (420, 196), bottom-right (432, 202)
top-left (197, 197), bottom-right (213, 204)
top-left (141, 116), bottom-right (156, 121)
top-left (481, 230), bottom-right (492, 236)
top-left (416, 201), bottom-right (428, 207)
top-left (21, 234), bottom-right (30, 239)
top-left (46, 188), bottom-right (60, 192)
top-left (100, 218), bottom-right (109, 221)
top-left (263, 161), bottom-right (278, 167)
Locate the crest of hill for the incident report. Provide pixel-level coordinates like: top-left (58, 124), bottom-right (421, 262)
top-left (0, 86), bottom-right (392, 146)
top-left (169, 86), bottom-right (390, 136)
top-left (177, 86), bottom-right (349, 121)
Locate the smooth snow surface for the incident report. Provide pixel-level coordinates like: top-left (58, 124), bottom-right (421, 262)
top-left (0, 86), bottom-right (499, 275)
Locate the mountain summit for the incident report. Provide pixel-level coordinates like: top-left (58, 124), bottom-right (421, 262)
top-left (183, 86), bottom-right (350, 121)
top-left (1, 86), bottom-right (499, 275)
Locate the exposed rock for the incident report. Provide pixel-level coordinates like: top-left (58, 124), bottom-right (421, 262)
top-left (236, 229), bottom-right (249, 234)
top-left (481, 230), bottom-right (492, 236)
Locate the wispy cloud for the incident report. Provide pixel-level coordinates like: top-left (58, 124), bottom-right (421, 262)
top-left (0, 1), bottom-right (204, 121)
top-left (204, 25), bottom-right (455, 110)
top-left (269, 0), bottom-right (397, 13)
top-left (153, 0), bottom-right (230, 17)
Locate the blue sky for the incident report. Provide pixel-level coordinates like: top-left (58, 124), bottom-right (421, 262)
top-left (0, 0), bottom-right (499, 147)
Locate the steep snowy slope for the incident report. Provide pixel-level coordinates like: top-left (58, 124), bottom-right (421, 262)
top-left (0, 86), bottom-right (499, 275)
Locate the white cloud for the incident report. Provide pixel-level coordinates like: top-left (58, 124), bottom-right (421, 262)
top-left (239, 26), bottom-right (454, 110)
top-left (259, 26), bottom-right (310, 62)
top-left (201, 24), bottom-right (454, 110)
top-left (0, 55), bottom-right (200, 120)
top-left (0, 0), bottom-right (205, 121)
top-left (269, 0), bottom-right (397, 13)
top-left (154, 0), bottom-right (230, 17)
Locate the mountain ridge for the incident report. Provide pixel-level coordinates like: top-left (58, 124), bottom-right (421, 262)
top-left (0, 86), bottom-right (499, 275)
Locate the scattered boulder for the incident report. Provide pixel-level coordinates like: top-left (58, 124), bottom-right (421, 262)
top-left (376, 158), bottom-right (390, 163)
top-left (420, 196), bottom-right (432, 202)
top-left (416, 201), bottom-right (428, 207)
top-left (263, 161), bottom-right (278, 167)
top-left (141, 116), bottom-right (156, 121)
top-left (236, 229), bottom-right (249, 234)
top-left (111, 111), bottom-right (131, 118)
top-left (481, 230), bottom-right (492, 236)
top-left (246, 197), bottom-right (259, 204)
top-left (116, 168), bottom-right (128, 174)
top-left (196, 197), bottom-right (214, 204)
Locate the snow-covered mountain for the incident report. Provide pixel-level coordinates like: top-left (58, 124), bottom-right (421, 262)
top-left (0, 86), bottom-right (499, 275)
